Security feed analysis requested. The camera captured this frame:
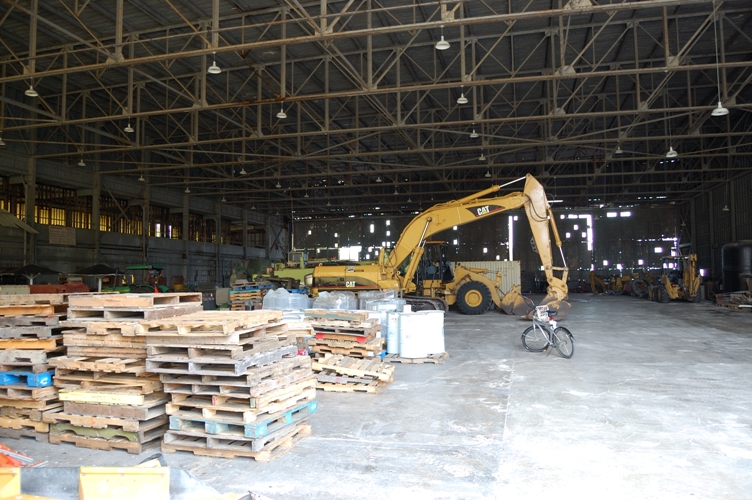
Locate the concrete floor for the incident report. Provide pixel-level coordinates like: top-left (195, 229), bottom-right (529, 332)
top-left (10, 294), bottom-right (752, 499)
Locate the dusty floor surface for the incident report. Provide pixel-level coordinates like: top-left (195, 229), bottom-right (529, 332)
top-left (8, 294), bottom-right (752, 499)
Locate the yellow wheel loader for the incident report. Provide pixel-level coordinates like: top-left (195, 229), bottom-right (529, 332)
top-left (311, 174), bottom-right (571, 318)
top-left (649, 254), bottom-right (702, 303)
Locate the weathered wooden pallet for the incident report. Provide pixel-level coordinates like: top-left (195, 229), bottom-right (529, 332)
top-left (0, 415), bottom-right (50, 432)
top-left (135, 310), bottom-right (284, 336)
top-left (0, 293), bottom-right (67, 306)
top-left (309, 344), bottom-right (384, 359)
top-left (0, 304), bottom-right (55, 317)
top-left (1, 402), bottom-right (63, 421)
top-left (67, 302), bottom-right (203, 321)
top-left (0, 396), bottom-right (61, 410)
top-left (315, 370), bottom-right (384, 393)
top-left (144, 323), bottom-right (289, 347)
top-left (48, 431), bottom-right (162, 455)
top-left (0, 362), bottom-right (52, 374)
top-left (146, 335), bottom-right (295, 360)
top-left (63, 394), bottom-right (168, 421)
top-left (0, 384), bottom-right (57, 400)
top-left (50, 356), bottom-right (145, 374)
top-left (62, 332), bottom-right (146, 348)
top-left (58, 389), bottom-right (161, 406)
top-left (0, 337), bottom-right (62, 350)
top-left (0, 369), bottom-right (55, 388)
top-left (160, 355), bottom-right (311, 389)
top-left (166, 390), bottom-right (317, 425)
top-left (146, 345), bottom-right (298, 376)
top-left (0, 324), bottom-right (64, 338)
top-left (59, 321), bottom-right (141, 336)
top-left (0, 427), bottom-right (49, 442)
top-left (308, 336), bottom-right (384, 350)
top-left (43, 409), bottom-right (168, 433)
top-left (311, 318), bottom-right (380, 335)
top-left (304, 309), bottom-right (370, 322)
top-left (53, 370), bottom-right (161, 394)
top-left (0, 348), bottom-right (65, 365)
top-left (50, 421), bottom-right (168, 443)
top-left (68, 292), bottom-right (202, 309)
top-left (162, 365), bottom-right (314, 399)
top-left (161, 423), bottom-right (310, 461)
top-left (383, 352), bottom-right (449, 364)
top-left (312, 354), bottom-right (395, 382)
top-left (67, 346), bottom-right (147, 359)
top-left (0, 315), bottom-right (62, 329)
top-left (313, 331), bottom-right (375, 343)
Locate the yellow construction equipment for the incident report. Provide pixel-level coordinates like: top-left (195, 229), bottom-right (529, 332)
top-left (649, 254), bottom-right (702, 303)
top-left (312, 174), bottom-right (571, 317)
top-left (589, 272), bottom-right (608, 294)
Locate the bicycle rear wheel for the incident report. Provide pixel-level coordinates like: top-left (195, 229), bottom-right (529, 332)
top-left (521, 325), bottom-right (548, 352)
top-left (553, 327), bottom-right (574, 358)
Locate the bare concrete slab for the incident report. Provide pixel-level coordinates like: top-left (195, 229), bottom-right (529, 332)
top-left (6, 295), bottom-right (752, 499)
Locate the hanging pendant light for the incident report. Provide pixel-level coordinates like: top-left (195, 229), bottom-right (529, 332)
top-left (665, 146), bottom-right (678, 158)
top-left (138, 174), bottom-right (145, 182)
top-left (479, 151), bottom-right (486, 161)
top-left (485, 171), bottom-right (492, 178)
top-left (435, 25), bottom-right (450, 50)
top-left (208, 52), bottom-right (221, 75)
top-left (25, 80), bottom-right (38, 97)
top-left (184, 186), bottom-right (191, 194)
top-left (614, 145), bottom-right (623, 155)
top-left (275, 180), bottom-right (282, 188)
top-left (240, 167), bottom-right (247, 175)
top-left (221, 195), bottom-right (226, 203)
top-left (0, 132), bottom-right (5, 148)
top-left (78, 157), bottom-right (86, 167)
top-left (456, 85), bottom-right (468, 105)
top-left (711, 102), bottom-right (729, 117)
top-left (124, 121), bottom-right (134, 133)
top-left (710, 3), bottom-right (729, 117)
top-left (469, 125), bottom-right (479, 139)
top-left (376, 176), bottom-right (382, 183)
top-left (277, 104), bottom-right (287, 119)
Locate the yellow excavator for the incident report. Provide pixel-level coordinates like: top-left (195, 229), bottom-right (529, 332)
top-left (311, 174), bottom-right (571, 318)
top-left (649, 254), bottom-right (702, 303)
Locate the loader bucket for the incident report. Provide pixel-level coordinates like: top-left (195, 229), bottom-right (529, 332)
top-left (500, 285), bottom-right (529, 315)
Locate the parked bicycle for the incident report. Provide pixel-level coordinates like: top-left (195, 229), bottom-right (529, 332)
top-left (521, 304), bottom-right (575, 358)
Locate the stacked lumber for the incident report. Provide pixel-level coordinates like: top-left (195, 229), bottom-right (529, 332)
top-left (229, 282), bottom-right (273, 311)
top-left (306, 310), bottom-right (385, 359)
top-left (0, 303), bottom-right (65, 442)
top-left (312, 354), bottom-right (395, 393)
top-left (45, 293), bottom-right (201, 454)
top-left (140, 310), bottom-right (316, 461)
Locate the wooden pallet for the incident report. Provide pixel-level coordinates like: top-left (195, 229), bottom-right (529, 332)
top-left (166, 390), bottom-right (317, 425)
top-left (304, 310), bottom-right (370, 322)
top-left (67, 302), bottom-right (203, 321)
top-left (58, 389), bottom-right (161, 406)
top-left (162, 365), bottom-right (314, 399)
top-left (0, 369), bottom-right (55, 387)
top-left (50, 421), bottom-right (168, 443)
top-left (312, 354), bottom-right (395, 382)
top-left (49, 432), bottom-right (162, 455)
top-left (0, 415), bottom-right (50, 433)
top-left (67, 346), bottom-right (147, 359)
top-left (146, 335), bottom-right (295, 361)
top-left (135, 310), bottom-right (283, 336)
top-left (315, 370), bottom-right (384, 393)
top-left (0, 348), bottom-right (65, 365)
top-left (0, 363), bottom-right (53, 374)
top-left (0, 384), bottom-right (57, 400)
top-left (0, 304), bottom-right (55, 317)
top-left (63, 332), bottom-right (146, 348)
top-left (0, 337), bottom-right (62, 350)
top-left (309, 345), bottom-right (384, 359)
top-left (50, 356), bottom-right (145, 374)
top-left (168, 400), bottom-right (317, 439)
top-left (0, 325), bottom-right (64, 338)
top-left (0, 293), bottom-right (67, 306)
top-left (160, 356), bottom-right (311, 389)
top-left (44, 409), bottom-right (168, 433)
top-left (144, 323), bottom-right (288, 346)
top-left (59, 321), bottom-right (142, 336)
top-left (0, 316), bottom-right (61, 328)
top-left (0, 427), bottom-right (49, 442)
top-left (1, 402), bottom-right (63, 421)
top-left (68, 292), bottom-right (202, 309)
top-left (383, 352), bottom-right (449, 364)
top-left (146, 344), bottom-right (298, 376)
top-left (63, 394), bottom-right (168, 421)
top-left (53, 370), bottom-right (162, 393)
top-left (161, 423), bottom-right (310, 461)
top-left (0, 396), bottom-right (61, 410)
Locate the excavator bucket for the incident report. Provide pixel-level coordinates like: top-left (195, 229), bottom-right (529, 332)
top-left (500, 285), bottom-right (530, 315)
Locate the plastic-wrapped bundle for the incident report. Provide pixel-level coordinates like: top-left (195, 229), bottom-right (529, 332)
top-left (262, 288), bottom-right (284, 309)
top-left (364, 298), bottom-right (406, 313)
top-left (312, 291), bottom-right (357, 310)
top-left (357, 290), bottom-right (397, 309)
top-left (262, 288), bottom-right (311, 310)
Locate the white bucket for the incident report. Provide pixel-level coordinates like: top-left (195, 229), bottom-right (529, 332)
top-left (398, 310), bottom-right (445, 358)
top-left (386, 311), bottom-right (400, 354)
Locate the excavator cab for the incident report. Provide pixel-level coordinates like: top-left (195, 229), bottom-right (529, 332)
top-left (413, 241), bottom-right (454, 297)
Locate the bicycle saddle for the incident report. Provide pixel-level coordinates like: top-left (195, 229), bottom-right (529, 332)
top-left (547, 310), bottom-right (558, 317)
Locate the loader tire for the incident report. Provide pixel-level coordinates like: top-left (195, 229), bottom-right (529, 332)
top-left (456, 281), bottom-right (493, 315)
top-left (658, 285), bottom-right (671, 303)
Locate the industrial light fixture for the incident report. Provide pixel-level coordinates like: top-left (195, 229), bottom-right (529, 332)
top-left (469, 126), bottom-right (479, 139)
top-left (77, 157), bottom-right (86, 167)
top-left (25, 82), bottom-right (38, 98)
top-left (326, 200), bottom-right (331, 206)
top-left (184, 186), bottom-right (191, 194)
top-left (304, 192), bottom-right (309, 198)
top-left (614, 145), bottom-right (623, 155)
top-left (710, 3), bottom-right (729, 117)
top-left (124, 121), bottom-right (134, 133)
top-left (221, 195), bottom-right (226, 203)
top-left (722, 204), bottom-right (730, 212)
top-left (435, 25), bottom-right (450, 50)
top-left (407, 197), bottom-right (412, 203)
top-left (456, 85), bottom-right (468, 105)
top-left (665, 146), bottom-right (678, 158)
top-left (138, 174), bottom-right (145, 182)
top-left (207, 52), bottom-right (221, 75)
top-left (376, 176), bottom-right (382, 183)
top-left (485, 171), bottom-right (492, 178)
top-left (251, 204), bottom-right (256, 210)
top-left (0, 132), bottom-right (5, 148)
top-left (276, 104), bottom-right (287, 119)
top-left (394, 186), bottom-right (399, 194)
top-left (240, 167), bottom-right (247, 175)
top-left (275, 180), bottom-right (282, 188)
top-left (479, 151), bottom-right (486, 161)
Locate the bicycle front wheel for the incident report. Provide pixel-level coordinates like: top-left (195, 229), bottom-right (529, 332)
top-left (553, 327), bottom-right (574, 359)
top-left (521, 325), bottom-right (548, 352)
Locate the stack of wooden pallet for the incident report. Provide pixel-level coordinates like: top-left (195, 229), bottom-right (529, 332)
top-left (0, 301), bottom-right (67, 442)
top-left (229, 282), bottom-right (272, 311)
top-left (312, 354), bottom-right (395, 393)
top-left (44, 292), bottom-right (202, 454)
top-left (139, 310), bottom-right (316, 461)
top-left (306, 310), bottom-right (385, 359)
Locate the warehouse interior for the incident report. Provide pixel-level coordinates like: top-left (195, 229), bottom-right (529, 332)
top-left (1, 0), bottom-right (751, 498)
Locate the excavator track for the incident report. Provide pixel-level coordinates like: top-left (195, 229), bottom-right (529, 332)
top-left (405, 296), bottom-right (449, 312)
